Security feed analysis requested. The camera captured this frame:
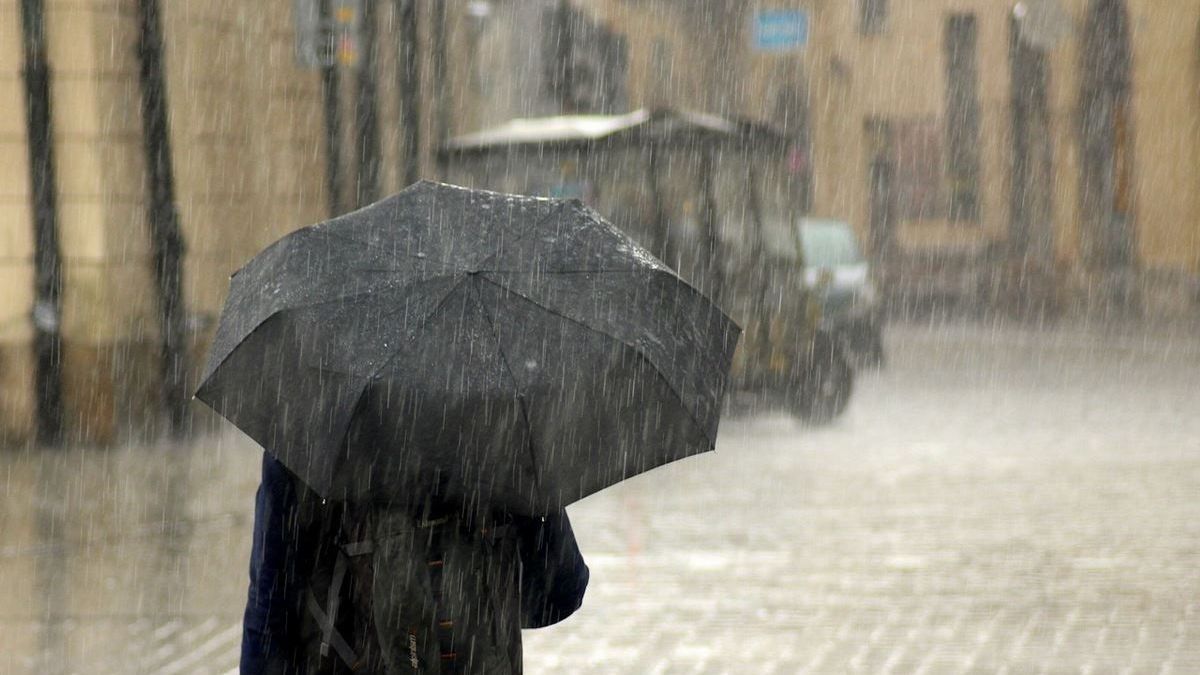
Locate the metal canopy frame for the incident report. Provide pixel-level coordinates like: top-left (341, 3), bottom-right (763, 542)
top-left (441, 107), bottom-right (790, 157)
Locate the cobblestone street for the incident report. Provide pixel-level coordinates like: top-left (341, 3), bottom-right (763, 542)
top-left (525, 320), bottom-right (1200, 673)
top-left (2, 320), bottom-right (1198, 673)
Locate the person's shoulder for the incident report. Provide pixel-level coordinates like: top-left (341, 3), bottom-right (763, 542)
top-left (260, 454), bottom-right (297, 497)
top-left (260, 453), bottom-right (330, 519)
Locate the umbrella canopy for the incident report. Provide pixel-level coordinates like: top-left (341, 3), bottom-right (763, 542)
top-left (195, 181), bottom-right (740, 515)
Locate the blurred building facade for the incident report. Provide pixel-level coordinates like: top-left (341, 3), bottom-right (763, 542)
top-left (568, 0), bottom-right (1200, 317)
top-left (0, 0), bottom-right (462, 443)
top-left (1, 0), bottom-right (1198, 443)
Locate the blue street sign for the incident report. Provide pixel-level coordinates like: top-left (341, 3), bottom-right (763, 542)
top-left (753, 9), bottom-right (809, 52)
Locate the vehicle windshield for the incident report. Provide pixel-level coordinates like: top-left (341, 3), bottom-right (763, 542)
top-left (799, 220), bottom-right (864, 267)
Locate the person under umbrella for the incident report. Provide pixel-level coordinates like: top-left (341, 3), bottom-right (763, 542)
top-left (240, 452), bottom-right (588, 673)
top-left (197, 182), bottom-right (740, 673)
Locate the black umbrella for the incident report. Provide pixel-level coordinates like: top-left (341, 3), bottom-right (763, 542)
top-left (195, 181), bottom-right (740, 515)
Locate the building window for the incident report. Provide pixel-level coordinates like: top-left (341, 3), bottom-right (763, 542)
top-left (893, 118), bottom-right (948, 221)
top-left (860, 0), bottom-right (888, 35)
top-left (944, 13), bottom-right (981, 222)
top-left (542, 4), bottom-right (629, 114)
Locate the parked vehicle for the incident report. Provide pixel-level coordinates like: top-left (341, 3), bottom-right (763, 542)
top-left (441, 108), bottom-right (853, 423)
top-left (799, 218), bottom-right (885, 366)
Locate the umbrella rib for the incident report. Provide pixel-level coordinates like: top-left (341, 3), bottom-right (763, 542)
top-left (276, 273), bottom-right (461, 313)
top-left (358, 274), bottom-right (473, 383)
top-left (475, 204), bottom-right (594, 272)
top-left (484, 268), bottom-right (734, 326)
top-left (473, 205), bottom-right (669, 276)
top-left (203, 274), bottom-right (463, 382)
top-left (482, 268), bottom-right (735, 404)
top-left (468, 202), bottom-right (570, 271)
top-left (231, 271), bottom-right (462, 323)
top-left (477, 268), bottom-right (656, 275)
top-left (467, 279), bottom-right (546, 504)
top-left (300, 223), bottom-right (394, 254)
top-left (476, 274), bottom-right (718, 449)
top-left (308, 222), bottom-right (466, 269)
top-left (345, 261), bottom-right (463, 272)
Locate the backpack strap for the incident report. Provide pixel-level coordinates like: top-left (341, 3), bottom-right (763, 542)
top-left (305, 538), bottom-right (375, 667)
top-left (343, 539), bottom-right (375, 557)
top-left (480, 522), bottom-right (515, 543)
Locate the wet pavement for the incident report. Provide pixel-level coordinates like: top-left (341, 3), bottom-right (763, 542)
top-left (2, 319), bottom-right (1198, 673)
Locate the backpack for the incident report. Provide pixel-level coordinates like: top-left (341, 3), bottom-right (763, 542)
top-left (295, 494), bottom-right (524, 674)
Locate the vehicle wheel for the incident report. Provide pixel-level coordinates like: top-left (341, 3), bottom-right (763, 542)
top-left (794, 337), bottom-right (854, 424)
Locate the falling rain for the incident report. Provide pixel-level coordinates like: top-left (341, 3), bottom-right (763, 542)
top-left (2, 0), bottom-right (1199, 673)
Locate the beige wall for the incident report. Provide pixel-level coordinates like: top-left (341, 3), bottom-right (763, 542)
top-left (854, 0), bottom-right (1199, 281)
top-left (2, 0), bottom-right (1197, 442)
top-left (581, 1), bottom-right (714, 113)
top-left (1126, 0), bottom-right (1200, 274)
top-left (160, 0), bottom-right (328, 320)
top-left (1033, 0), bottom-right (1200, 286)
top-left (0, 0), bottom-right (467, 443)
top-left (1, 2), bottom-right (178, 442)
top-left (610, 0), bottom-right (1200, 297)
top-left (0, 2), bottom-right (35, 442)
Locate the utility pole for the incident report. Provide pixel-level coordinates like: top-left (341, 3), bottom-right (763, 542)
top-left (19, 0), bottom-right (65, 446)
top-left (397, 0), bottom-right (422, 185)
top-left (136, 0), bottom-right (190, 438)
top-left (431, 0), bottom-right (449, 177)
top-left (550, 0), bottom-right (576, 113)
top-left (355, 0), bottom-right (381, 206)
top-left (320, 0), bottom-right (346, 216)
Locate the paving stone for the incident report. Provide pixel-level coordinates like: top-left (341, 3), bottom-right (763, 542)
top-left (2, 320), bottom-right (1198, 673)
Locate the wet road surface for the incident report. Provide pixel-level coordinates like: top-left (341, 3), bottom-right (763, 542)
top-left (2, 319), bottom-right (1198, 673)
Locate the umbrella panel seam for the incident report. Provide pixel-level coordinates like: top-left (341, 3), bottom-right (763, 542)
top-left (475, 274), bottom-right (719, 449)
top-left (485, 267), bottom-right (739, 373)
top-left (302, 275), bottom-right (472, 496)
top-left (358, 274), bottom-right (473, 384)
top-left (466, 278), bottom-right (546, 507)
top-left (480, 267), bottom-right (734, 412)
top-left (468, 201), bottom-right (570, 271)
top-left (474, 205), bottom-right (666, 276)
top-left (201, 273), bottom-right (463, 384)
top-left (477, 268), bottom-right (654, 275)
top-left (296, 227), bottom-right (464, 269)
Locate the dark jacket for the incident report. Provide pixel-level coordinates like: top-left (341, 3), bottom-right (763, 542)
top-left (241, 453), bottom-right (589, 674)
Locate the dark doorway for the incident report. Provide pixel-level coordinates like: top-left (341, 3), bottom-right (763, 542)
top-left (774, 78), bottom-right (813, 214)
top-left (865, 118), bottom-right (897, 266)
top-left (944, 13), bottom-right (982, 223)
top-left (1079, 0), bottom-right (1137, 274)
top-left (1008, 14), bottom-right (1057, 314)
